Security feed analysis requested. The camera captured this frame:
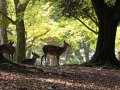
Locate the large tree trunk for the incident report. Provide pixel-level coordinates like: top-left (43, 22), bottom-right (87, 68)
top-left (16, 20), bottom-right (26, 63)
top-left (91, 17), bottom-right (119, 66)
top-left (83, 0), bottom-right (120, 67)
top-left (84, 11), bottom-right (120, 67)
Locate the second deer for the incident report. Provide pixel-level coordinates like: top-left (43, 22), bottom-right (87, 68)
top-left (41, 41), bottom-right (70, 65)
top-left (0, 40), bottom-right (15, 60)
top-left (22, 52), bottom-right (40, 65)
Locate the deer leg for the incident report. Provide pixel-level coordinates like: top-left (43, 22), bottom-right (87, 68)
top-left (44, 54), bottom-right (47, 65)
top-left (46, 56), bottom-right (50, 65)
top-left (11, 54), bottom-right (13, 61)
top-left (41, 55), bottom-right (44, 65)
top-left (56, 56), bottom-right (59, 65)
top-left (9, 54), bottom-right (11, 60)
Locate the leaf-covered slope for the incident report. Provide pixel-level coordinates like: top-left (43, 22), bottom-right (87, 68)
top-left (0, 65), bottom-right (120, 90)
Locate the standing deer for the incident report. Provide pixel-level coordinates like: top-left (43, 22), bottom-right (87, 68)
top-left (41, 41), bottom-right (70, 65)
top-left (0, 40), bottom-right (15, 60)
top-left (22, 52), bottom-right (40, 65)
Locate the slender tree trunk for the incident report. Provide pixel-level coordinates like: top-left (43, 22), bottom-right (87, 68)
top-left (14, 0), bottom-right (29, 63)
top-left (16, 20), bottom-right (26, 63)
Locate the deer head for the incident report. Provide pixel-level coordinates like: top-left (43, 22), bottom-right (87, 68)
top-left (22, 52), bottom-right (40, 65)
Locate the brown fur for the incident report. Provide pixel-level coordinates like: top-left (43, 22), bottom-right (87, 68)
top-left (41, 41), bottom-right (70, 65)
top-left (22, 52), bottom-right (39, 65)
top-left (0, 41), bottom-right (15, 60)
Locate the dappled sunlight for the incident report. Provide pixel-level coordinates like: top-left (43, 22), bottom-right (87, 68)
top-left (0, 66), bottom-right (120, 90)
top-left (0, 70), bottom-right (111, 90)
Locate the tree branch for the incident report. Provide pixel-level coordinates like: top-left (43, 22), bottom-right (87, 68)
top-left (26, 30), bottom-right (50, 50)
top-left (87, 14), bottom-right (98, 26)
top-left (0, 11), bottom-right (16, 25)
top-left (20, 0), bottom-right (30, 11)
top-left (72, 15), bottom-right (98, 34)
top-left (14, 0), bottom-right (20, 11)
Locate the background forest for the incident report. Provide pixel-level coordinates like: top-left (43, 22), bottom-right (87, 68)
top-left (0, 0), bottom-right (120, 65)
top-left (0, 0), bottom-right (120, 90)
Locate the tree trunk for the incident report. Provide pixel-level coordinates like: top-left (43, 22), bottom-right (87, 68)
top-left (13, 0), bottom-right (29, 63)
top-left (16, 20), bottom-right (26, 63)
top-left (84, 10), bottom-right (120, 67)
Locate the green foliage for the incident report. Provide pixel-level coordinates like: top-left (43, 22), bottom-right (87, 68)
top-left (6, 0), bottom-right (97, 63)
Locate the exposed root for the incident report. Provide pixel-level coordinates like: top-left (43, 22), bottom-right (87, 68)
top-left (81, 59), bottom-right (120, 69)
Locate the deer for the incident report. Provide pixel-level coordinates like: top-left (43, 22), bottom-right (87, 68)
top-left (0, 40), bottom-right (15, 61)
top-left (41, 41), bottom-right (70, 65)
top-left (22, 52), bottom-right (40, 65)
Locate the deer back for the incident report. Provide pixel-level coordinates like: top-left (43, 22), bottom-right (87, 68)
top-left (43, 45), bottom-right (67, 56)
top-left (0, 41), bottom-right (15, 55)
top-left (22, 59), bottom-right (35, 65)
top-left (0, 44), bottom-right (9, 53)
top-left (8, 41), bottom-right (15, 54)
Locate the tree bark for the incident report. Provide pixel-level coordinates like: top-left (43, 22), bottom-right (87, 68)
top-left (14, 0), bottom-right (29, 63)
top-left (16, 20), bottom-right (26, 63)
top-left (83, 0), bottom-right (120, 67)
top-left (91, 14), bottom-right (119, 66)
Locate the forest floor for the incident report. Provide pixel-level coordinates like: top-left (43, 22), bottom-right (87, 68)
top-left (0, 64), bottom-right (120, 90)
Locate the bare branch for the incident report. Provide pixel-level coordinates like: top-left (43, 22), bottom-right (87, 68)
top-left (0, 11), bottom-right (16, 25)
top-left (20, 0), bottom-right (30, 11)
top-left (72, 15), bottom-right (98, 34)
top-left (26, 30), bottom-right (50, 50)
top-left (14, 0), bottom-right (30, 12)
top-left (14, 0), bottom-right (20, 11)
top-left (87, 14), bottom-right (98, 26)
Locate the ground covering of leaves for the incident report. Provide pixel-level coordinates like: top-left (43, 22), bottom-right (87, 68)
top-left (0, 64), bottom-right (120, 90)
